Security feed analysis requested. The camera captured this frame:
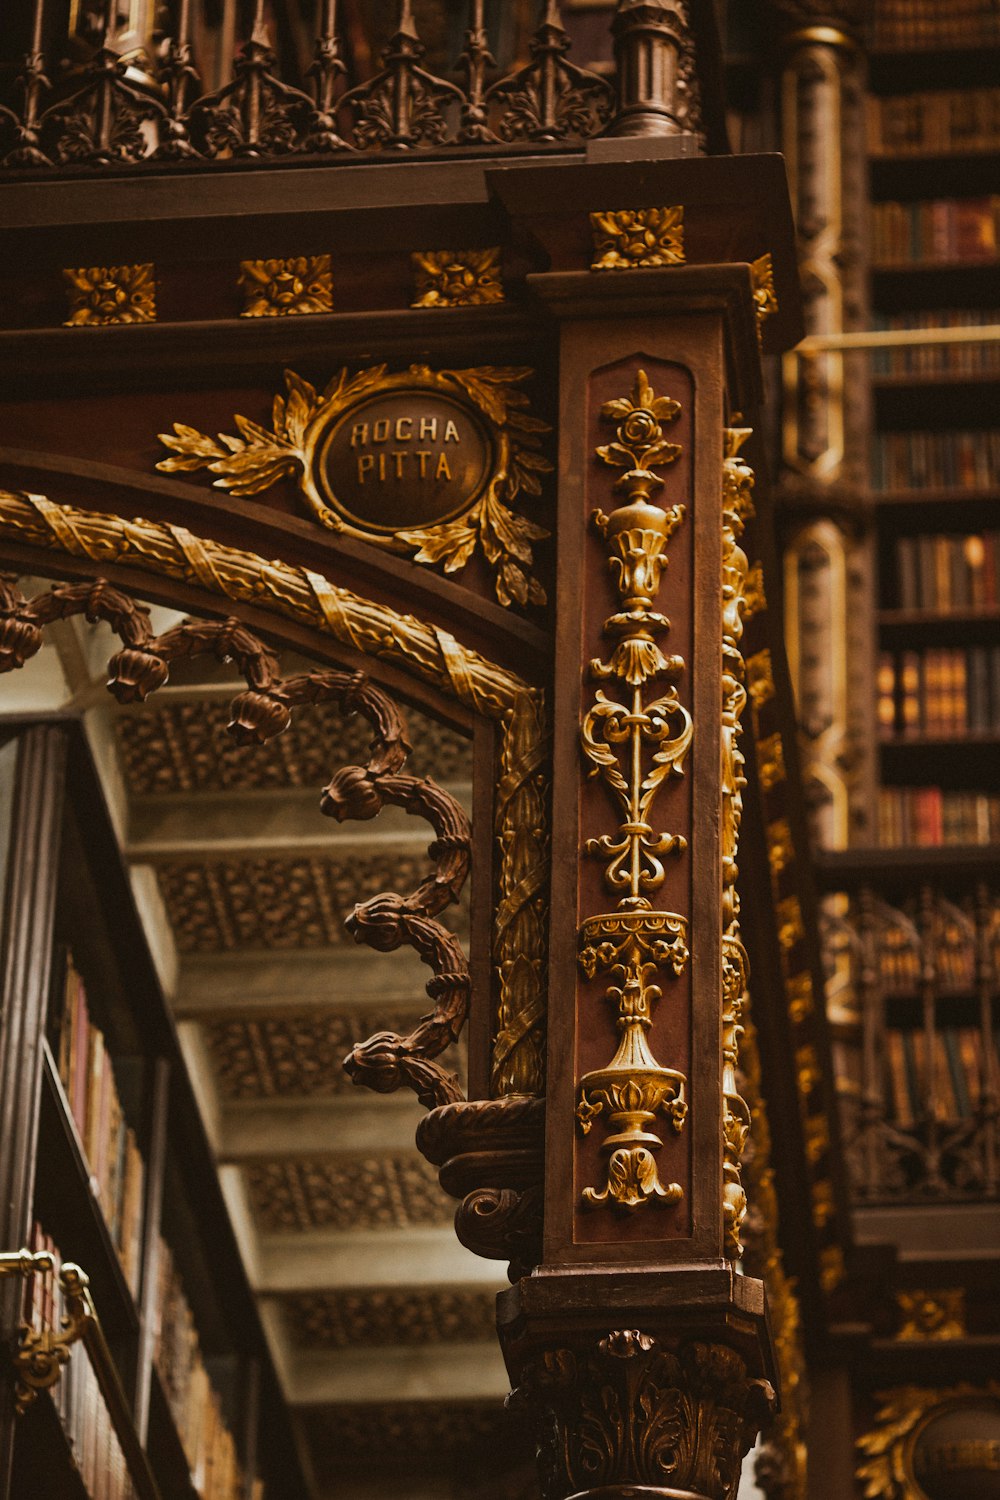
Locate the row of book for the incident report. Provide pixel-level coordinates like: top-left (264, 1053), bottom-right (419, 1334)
top-left (871, 428), bottom-right (1000, 492)
top-left (871, 196), bottom-right (1000, 265)
top-left (878, 786), bottom-right (1000, 847)
top-left (877, 646), bottom-right (1000, 738)
top-left (871, 309), bottom-right (1000, 377)
top-left (894, 530), bottom-right (1000, 611)
top-left (885, 1026), bottom-right (995, 1129)
top-left (869, 88), bottom-right (1000, 157)
top-left (55, 960), bottom-right (145, 1299)
top-left (873, 927), bottom-right (974, 996)
top-left (154, 1236), bottom-right (245, 1500)
top-left (25, 1227), bottom-right (137, 1500)
top-left (871, 0), bottom-right (1000, 49)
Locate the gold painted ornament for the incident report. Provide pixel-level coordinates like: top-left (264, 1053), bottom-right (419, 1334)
top-left (157, 364), bottom-right (551, 609)
top-left (63, 263), bottom-right (156, 325)
top-left (238, 256), bottom-right (334, 317)
top-left (575, 369), bottom-right (692, 1214)
top-left (411, 248), bottom-right (503, 308)
top-left (590, 207), bottom-right (685, 270)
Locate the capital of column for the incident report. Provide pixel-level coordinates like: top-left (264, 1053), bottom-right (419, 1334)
top-left (499, 1268), bottom-right (776, 1500)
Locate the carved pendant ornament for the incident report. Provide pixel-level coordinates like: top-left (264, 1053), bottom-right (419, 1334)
top-left (157, 364), bottom-right (551, 609)
top-left (576, 370), bottom-right (693, 1213)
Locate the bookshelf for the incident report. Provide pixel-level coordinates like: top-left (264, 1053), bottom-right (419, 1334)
top-left (866, 5), bottom-right (1000, 862)
top-left (811, 2), bottom-right (1000, 1209)
top-left (0, 723), bottom-right (305, 1500)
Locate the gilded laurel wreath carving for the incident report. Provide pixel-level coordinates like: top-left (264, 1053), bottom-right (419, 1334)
top-left (156, 363), bottom-right (552, 610)
top-left (575, 369), bottom-right (693, 1214)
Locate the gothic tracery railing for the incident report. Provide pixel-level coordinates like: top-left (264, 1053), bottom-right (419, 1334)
top-left (819, 871), bottom-right (1000, 1204)
top-left (0, 0), bottom-right (684, 172)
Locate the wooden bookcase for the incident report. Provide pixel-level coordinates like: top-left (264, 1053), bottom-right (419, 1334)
top-left (0, 722), bottom-right (306, 1500)
top-left (815, 11), bottom-right (1000, 1208)
top-left (866, 23), bottom-right (1000, 854)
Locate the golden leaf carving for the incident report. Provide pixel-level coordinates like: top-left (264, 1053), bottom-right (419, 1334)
top-left (156, 363), bottom-right (551, 610)
top-left (590, 207), bottom-right (685, 271)
top-left (63, 263), bottom-right (156, 326)
top-left (238, 256), bottom-right (334, 318)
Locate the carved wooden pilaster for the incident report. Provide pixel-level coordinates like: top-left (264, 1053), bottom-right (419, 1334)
top-left (776, 4), bottom-right (876, 850)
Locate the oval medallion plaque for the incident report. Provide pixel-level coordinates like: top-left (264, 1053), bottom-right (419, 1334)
top-left (156, 362), bottom-right (551, 608)
top-left (317, 390), bottom-right (494, 533)
top-left (913, 1400), bottom-right (1000, 1500)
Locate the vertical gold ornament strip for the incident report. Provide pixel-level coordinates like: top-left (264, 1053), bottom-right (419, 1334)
top-left (575, 371), bottom-right (693, 1214)
top-left (721, 426), bottom-right (756, 1258)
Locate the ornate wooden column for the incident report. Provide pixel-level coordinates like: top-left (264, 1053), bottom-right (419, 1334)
top-left (775, 0), bottom-right (874, 850)
top-left (485, 151), bottom-right (802, 1500)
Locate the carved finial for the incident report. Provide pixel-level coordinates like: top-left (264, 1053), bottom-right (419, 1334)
top-left (398, 0), bottom-right (419, 42)
top-left (608, 0), bottom-right (703, 143)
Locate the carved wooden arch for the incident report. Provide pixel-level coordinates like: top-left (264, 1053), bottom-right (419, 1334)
top-left (0, 486), bottom-right (549, 1102)
top-left (0, 448), bottom-right (548, 688)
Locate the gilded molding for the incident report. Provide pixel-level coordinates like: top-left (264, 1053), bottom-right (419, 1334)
top-left (750, 253), bottom-right (778, 345)
top-left (857, 1384), bottom-right (1000, 1500)
top-left (156, 363), bottom-right (551, 610)
top-left (0, 487), bottom-right (549, 1097)
top-left (590, 207), bottom-right (685, 270)
top-left (720, 426), bottom-right (756, 1259)
top-left (575, 370), bottom-right (692, 1213)
top-left (238, 255), bottom-right (334, 317)
top-left (63, 263), bottom-right (156, 325)
top-left (744, 561), bottom-right (767, 618)
top-left (765, 818), bottom-right (794, 878)
top-left (895, 1290), bottom-right (966, 1342)
top-left (819, 1244), bottom-right (845, 1293)
top-left (411, 249), bottom-right (503, 308)
top-left (786, 971), bottom-right (815, 1024)
top-left (739, 1019), bottom-right (809, 1500)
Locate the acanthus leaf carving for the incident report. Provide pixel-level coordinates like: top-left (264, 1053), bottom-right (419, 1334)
top-left (512, 1332), bottom-right (775, 1500)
